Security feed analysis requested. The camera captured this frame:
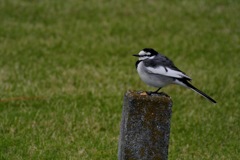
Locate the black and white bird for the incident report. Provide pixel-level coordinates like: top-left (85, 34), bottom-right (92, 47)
top-left (133, 48), bottom-right (216, 103)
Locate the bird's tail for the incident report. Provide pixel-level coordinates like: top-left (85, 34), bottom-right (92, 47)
top-left (176, 79), bottom-right (217, 104)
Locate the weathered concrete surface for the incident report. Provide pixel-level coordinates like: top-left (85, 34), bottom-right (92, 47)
top-left (118, 90), bottom-right (173, 160)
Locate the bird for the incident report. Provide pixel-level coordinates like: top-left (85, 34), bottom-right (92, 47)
top-left (133, 48), bottom-right (216, 103)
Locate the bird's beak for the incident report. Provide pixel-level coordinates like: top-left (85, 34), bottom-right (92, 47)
top-left (132, 54), bottom-right (139, 57)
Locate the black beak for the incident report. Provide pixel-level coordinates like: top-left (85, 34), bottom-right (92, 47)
top-left (132, 54), bottom-right (139, 57)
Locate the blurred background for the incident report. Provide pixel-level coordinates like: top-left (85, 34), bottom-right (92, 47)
top-left (0, 0), bottom-right (239, 159)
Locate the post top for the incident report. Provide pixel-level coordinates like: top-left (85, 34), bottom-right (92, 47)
top-left (125, 90), bottom-right (172, 106)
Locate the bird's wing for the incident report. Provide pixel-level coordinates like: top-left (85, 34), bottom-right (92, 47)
top-left (143, 54), bottom-right (192, 80)
top-left (145, 65), bottom-right (192, 80)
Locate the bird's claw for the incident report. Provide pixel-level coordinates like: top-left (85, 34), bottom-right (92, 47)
top-left (146, 91), bottom-right (158, 95)
top-left (145, 91), bottom-right (170, 97)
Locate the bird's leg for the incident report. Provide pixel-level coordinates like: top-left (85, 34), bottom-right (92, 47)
top-left (146, 87), bottom-right (161, 95)
top-left (154, 87), bottom-right (162, 93)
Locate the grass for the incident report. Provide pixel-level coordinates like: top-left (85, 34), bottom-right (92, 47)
top-left (0, 0), bottom-right (239, 159)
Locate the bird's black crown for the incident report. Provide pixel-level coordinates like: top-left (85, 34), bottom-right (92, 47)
top-left (143, 48), bottom-right (158, 56)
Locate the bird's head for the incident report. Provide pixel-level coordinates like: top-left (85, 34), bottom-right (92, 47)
top-left (133, 48), bottom-right (158, 60)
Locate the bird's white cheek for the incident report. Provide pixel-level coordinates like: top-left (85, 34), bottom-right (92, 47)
top-left (148, 56), bottom-right (156, 60)
top-left (139, 57), bottom-right (144, 61)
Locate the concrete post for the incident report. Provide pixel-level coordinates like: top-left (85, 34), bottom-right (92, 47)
top-left (118, 90), bottom-right (173, 160)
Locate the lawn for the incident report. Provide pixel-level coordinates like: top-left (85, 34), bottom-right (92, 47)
top-left (0, 0), bottom-right (239, 159)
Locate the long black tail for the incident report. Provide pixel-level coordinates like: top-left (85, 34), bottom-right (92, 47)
top-left (183, 80), bottom-right (217, 104)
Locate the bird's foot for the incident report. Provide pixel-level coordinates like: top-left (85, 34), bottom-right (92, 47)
top-left (146, 87), bottom-right (161, 95)
top-left (146, 91), bottom-right (158, 95)
top-left (145, 91), bottom-right (170, 97)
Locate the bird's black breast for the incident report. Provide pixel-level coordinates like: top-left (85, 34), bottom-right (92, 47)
top-left (135, 60), bottom-right (142, 69)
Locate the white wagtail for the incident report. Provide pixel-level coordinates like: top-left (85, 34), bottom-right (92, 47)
top-left (133, 48), bottom-right (216, 103)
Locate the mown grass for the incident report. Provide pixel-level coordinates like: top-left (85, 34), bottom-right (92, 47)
top-left (0, 0), bottom-right (239, 159)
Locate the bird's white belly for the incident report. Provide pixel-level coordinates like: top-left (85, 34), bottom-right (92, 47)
top-left (137, 62), bottom-right (172, 88)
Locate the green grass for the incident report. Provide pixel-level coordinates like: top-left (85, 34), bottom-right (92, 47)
top-left (0, 0), bottom-right (239, 159)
